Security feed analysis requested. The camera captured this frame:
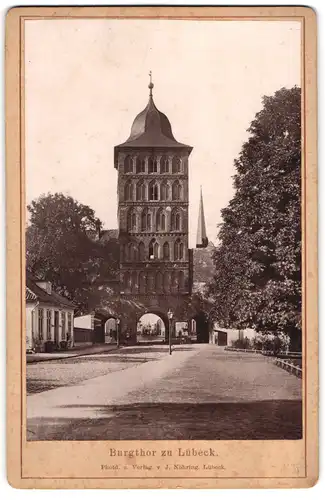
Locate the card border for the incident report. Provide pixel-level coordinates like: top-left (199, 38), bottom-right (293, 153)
top-left (5, 5), bottom-right (318, 489)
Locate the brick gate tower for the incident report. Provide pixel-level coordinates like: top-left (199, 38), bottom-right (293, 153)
top-left (114, 75), bottom-right (193, 343)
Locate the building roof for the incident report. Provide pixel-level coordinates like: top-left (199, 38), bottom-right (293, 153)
top-left (114, 81), bottom-right (192, 158)
top-left (26, 271), bottom-right (75, 309)
top-left (26, 287), bottom-right (37, 302)
top-left (99, 229), bottom-right (119, 242)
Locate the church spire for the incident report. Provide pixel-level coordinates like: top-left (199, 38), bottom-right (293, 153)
top-left (196, 186), bottom-right (208, 248)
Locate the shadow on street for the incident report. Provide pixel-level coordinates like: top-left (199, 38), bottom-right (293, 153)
top-left (27, 399), bottom-right (302, 441)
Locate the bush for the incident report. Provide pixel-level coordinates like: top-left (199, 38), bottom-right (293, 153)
top-left (231, 337), bottom-right (251, 350)
top-left (252, 333), bottom-right (290, 354)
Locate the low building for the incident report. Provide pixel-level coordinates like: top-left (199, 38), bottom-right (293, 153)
top-left (26, 272), bottom-right (75, 352)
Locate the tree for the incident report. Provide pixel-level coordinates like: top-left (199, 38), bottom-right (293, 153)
top-left (26, 193), bottom-right (118, 313)
top-left (208, 87), bottom-right (301, 350)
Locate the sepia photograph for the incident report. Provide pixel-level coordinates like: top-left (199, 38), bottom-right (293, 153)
top-left (23, 17), bottom-right (303, 443)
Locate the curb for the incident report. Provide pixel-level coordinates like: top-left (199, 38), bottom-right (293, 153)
top-left (26, 346), bottom-right (122, 364)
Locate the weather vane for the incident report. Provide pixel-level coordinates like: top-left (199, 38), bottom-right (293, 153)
top-left (148, 70), bottom-right (154, 96)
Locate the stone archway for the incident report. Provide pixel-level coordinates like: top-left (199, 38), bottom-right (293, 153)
top-left (136, 312), bottom-right (168, 344)
top-left (104, 317), bottom-right (118, 344)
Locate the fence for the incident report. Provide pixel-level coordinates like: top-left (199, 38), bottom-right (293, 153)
top-left (274, 358), bottom-right (302, 378)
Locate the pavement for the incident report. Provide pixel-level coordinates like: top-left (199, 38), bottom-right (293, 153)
top-left (27, 344), bottom-right (302, 441)
top-left (26, 343), bottom-right (119, 363)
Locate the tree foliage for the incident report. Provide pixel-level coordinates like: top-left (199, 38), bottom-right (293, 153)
top-left (208, 87), bottom-right (301, 350)
top-left (26, 193), bottom-right (119, 313)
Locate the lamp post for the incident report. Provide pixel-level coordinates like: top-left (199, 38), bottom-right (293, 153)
top-left (167, 309), bottom-right (173, 355)
top-left (116, 318), bottom-right (120, 348)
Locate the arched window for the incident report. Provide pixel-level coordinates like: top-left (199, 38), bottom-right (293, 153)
top-left (156, 209), bottom-right (166, 231)
top-left (160, 155), bottom-right (169, 174)
top-left (156, 272), bottom-right (163, 292)
top-left (124, 155), bottom-right (133, 173)
top-left (131, 271), bottom-right (138, 293)
top-left (139, 272), bottom-right (146, 294)
top-left (149, 181), bottom-right (159, 201)
top-left (172, 181), bottom-right (181, 200)
top-left (147, 273), bottom-right (155, 292)
top-left (124, 272), bottom-right (131, 292)
top-left (171, 271), bottom-right (178, 292)
top-left (149, 238), bottom-right (159, 260)
top-left (174, 239), bottom-right (183, 260)
top-left (160, 181), bottom-right (170, 201)
top-left (136, 156), bottom-right (146, 173)
top-left (127, 209), bottom-right (137, 231)
top-left (141, 209), bottom-right (152, 231)
top-left (148, 157), bottom-right (158, 174)
top-left (138, 241), bottom-right (145, 261)
top-left (172, 157), bottom-right (181, 173)
top-left (163, 272), bottom-right (171, 293)
top-left (163, 242), bottom-right (170, 260)
top-left (171, 210), bottom-right (181, 231)
top-left (124, 181), bottom-right (133, 201)
top-left (128, 243), bottom-right (137, 262)
top-left (136, 181), bottom-right (146, 201)
top-left (178, 271), bottom-right (185, 291)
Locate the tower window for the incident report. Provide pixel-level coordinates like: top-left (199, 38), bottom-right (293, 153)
top-left (163, 272), bottom-right (171, 293)
top-left (171, 271), bottom-right (178, 292)
top-left (171, 210), bottom-right (181, 231)
top-left (149, 182), bottom-right (159, 201)
top-left (141, 209), bottom-right (152, 232)
top-left (160, 156), bottom-right (169, 174)
top-left (131, 271), bottom-right (138, 293)
top-left (149, 238), bottom-right (159, 260)
top-left (136, 181), bottom-right (146, 201)
top-left (174, 239), bottom-right (184, 260)
top-left (163, 242), bottom-right (170, 260)
top-left (127, 209), bottom-right (137, 231)
top-left (172, 181), bottom-right (181, 200)
top-left (147, 273), bottom-right (155, 292)
top-left (160, 182), bottom-right (170, 201)
top-left (172, 157), bottom-right (181, 173)
top-left (136, 156), bottom-right (146, 173)
top-left (178, 271), bottom-right (185, 290)
top-left (156, 209), bottom-right (166, 231)
top-left (138, 241), bottom-right (145, 261)
top-left (148, 157), bottom-right (158, 174)
top-left (124, 181), bottom-right (133, 201)
top-left (128, 243), bottom-right (138, 262)
top-left (124, 155), bottom-right (133, 173)
top-left (139, 272), bottom-right (146, 294)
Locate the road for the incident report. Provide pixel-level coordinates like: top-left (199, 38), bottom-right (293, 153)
top-left (26, 344), bottom-right (302, 441)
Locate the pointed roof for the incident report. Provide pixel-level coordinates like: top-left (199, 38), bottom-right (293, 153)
top-left (114, 75), bottom-right (192, 158)
top-left (196, 187), bottom-right (208, 248)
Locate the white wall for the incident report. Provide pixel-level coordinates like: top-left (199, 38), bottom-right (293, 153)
top-left (29, 303), bottom-right (74, 349)
top-left (74, 314), bottom-right (93, 330)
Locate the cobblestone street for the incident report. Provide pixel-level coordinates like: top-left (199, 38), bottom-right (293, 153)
top-left (27, 345), bottom-right (302, 441)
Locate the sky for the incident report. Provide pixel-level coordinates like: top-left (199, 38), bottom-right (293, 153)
top-left (25, 19), bottom-right (301, 247)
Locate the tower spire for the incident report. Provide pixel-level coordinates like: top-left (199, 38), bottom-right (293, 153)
top-left (148, 70), bottom-right (154, 97)
top-left (196, 186), bottom-right (208, 248)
